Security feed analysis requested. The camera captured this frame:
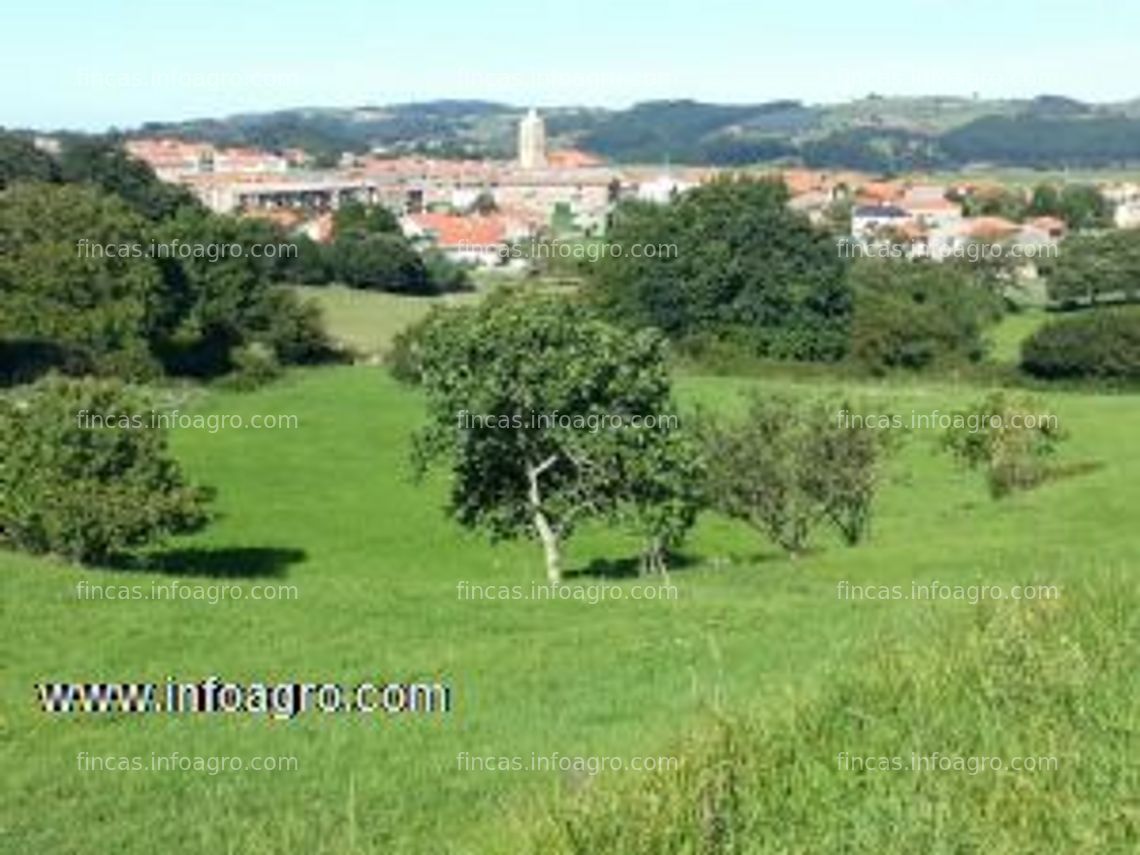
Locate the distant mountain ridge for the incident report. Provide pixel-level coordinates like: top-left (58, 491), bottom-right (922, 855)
top-left (132, 95), bottom-right (1140, 171)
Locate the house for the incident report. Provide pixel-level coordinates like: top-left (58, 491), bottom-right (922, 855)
top-left (788, 190), bottom-right (833, 223)
top-left (212, 147), bottom-right (289, 175)
top-left (301, 212), bottom-right (335, 244)
top-left (636, 174), bottom-right (697, 204)
top-left (1026, 216), bottom-right (1067, 240)
top-left (126, 138), bottom-right (290, 183)
top-left (855, 181), bottom-right (905, 205)
top-left (547, 149), bottom-right (604, 169)
top-left (1104, 184), bottom-right (1140, 228)
top-left (402, 212), bottom-right (526, 267)
top-left (962, 216), bottom-right (1021, 242)
top-left (125, 138), bottom-right (215, 181)
top-left (851, 203), bottom-right (911, 242)
top-left (899, 186), bottom-right (963, 232)
top-left (780, 169), bottom-right (829, 196)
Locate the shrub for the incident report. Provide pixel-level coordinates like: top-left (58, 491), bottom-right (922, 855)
top-left (248, 288), bottom-right (335, 366)
top-left (1045, 229), bottom-right (1140, 307)
top-left (850, 260), bottom-right (1004, 374)
top-left (328, 233), bottom-right (430, 292)
top-left (386, 306), bottom-right (450, 385)
top-left (422, 247), bottom-right (473, 293)
top-left (223, 342), bottom-right (282, 391)
top-left (0, 182), bottom-right (165, 380)
top-left (698, 394), bottom-right (894, 555)
top-left (941, 391), bottom-right (1066, 498)
top-left (1021, 307), bottom-right (1140, 381)
top-left (589, 178), bottom-right (852, 361)
top-left (0, 376), bottom-right (211, 564)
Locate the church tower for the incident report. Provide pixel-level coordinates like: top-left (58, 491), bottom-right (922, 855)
top-left (517, 107), bottom-right (547, 170)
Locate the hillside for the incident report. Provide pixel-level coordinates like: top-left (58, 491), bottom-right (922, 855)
top-left (132, 94), bottom-right (1140, 170)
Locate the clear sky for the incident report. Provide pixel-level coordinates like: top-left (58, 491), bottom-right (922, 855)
top-left (3, 0), bottom-right (1136, 130)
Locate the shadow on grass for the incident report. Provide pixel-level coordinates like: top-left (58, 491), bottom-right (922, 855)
top-left (1046, 459), bottom-right (1105, 483)
top-left (568, 552), bottom-right (701, 580)
top-left (110, 546), bottom-right (307, 579)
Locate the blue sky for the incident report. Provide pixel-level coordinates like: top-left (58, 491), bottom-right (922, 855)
top-left (3, 0), bottom-right (1137, 130)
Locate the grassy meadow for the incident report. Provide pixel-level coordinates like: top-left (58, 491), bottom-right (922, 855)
top-left (1, 305), bottom-right (1137, 853)
top-left (288, 284), bottom-right (483, 358)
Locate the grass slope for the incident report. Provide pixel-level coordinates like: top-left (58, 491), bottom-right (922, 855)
top-left (289, 284), bottom-right (482, 358)
top-left (1, 366), bottom-right (1137, 853)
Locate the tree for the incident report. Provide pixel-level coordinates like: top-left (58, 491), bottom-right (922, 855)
top-left (808, 402), bottom-right (899, 545)
top-left (0, 166), bottom-right (329, 384)
top-left (332, 200), bottom-right (400, 238)
top-left (150, 208), bottom-right (329, 377)
top-left (1056, 185), bottom-right (1112, 230)
top-left (58, 138), bottom-right (198, 221)
top-left (699, 394), bottom-right (894, 556)
top-left (590, 177), bottom-right (852, 361)
top-left (411, 292), bottom-right (687, 583)
top-left (1026, 181), bottom-right (1111, 229)
top-left (1021, 306), bottom-right (1140, 381)
top-left (605, 422), bottom-right (702, 576)
top-left (699, 395), bottom-right (823, 556)
top-left (469, 191), bottom-right (498, 216)
top-left (849, 259), bottom-right (1004, 373)
top-left (281, 234), bottom-right (333, 284)
top-left (0, 182), bottom-right (164, 380)
top-left (961, 186), bottom-right (1027, 221)
top-left (329, 233), bottom-right (430, 292)
top-left (422, 247), bottom-right (472, 293)
top-left (0, 375), bottom-right (211, 564)
top-left (940, 391), bottom-right (1065, 498)
top-left (1028, 183), bottom-right (1061, 218)
top-left (1046, 229), bottom-right (1140, 307)
top-left (0, 133), bottom-right (59, 189)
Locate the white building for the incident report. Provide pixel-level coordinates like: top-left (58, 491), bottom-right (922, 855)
top-left (851, 204), bottom-right (911, 242)
top-left (636, 174), bottom-right (697, 204)
top-left (1104, 183), bottom-right (1140, 228)
top-left (518, 108), bottom-right (547, 171)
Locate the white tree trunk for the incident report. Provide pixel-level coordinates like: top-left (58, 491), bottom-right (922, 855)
top-left (527, 456), bottom-right (562, 585)
top-left (534, 508), bottom-right (562, 585)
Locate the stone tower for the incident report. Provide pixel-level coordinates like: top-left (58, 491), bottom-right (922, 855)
top-left (517, 107), bottom-right (547, 170)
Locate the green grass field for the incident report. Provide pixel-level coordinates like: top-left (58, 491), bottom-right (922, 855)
top-left (2, 315), bottom-right (1137, 852)
top-left (290, 277), bottom-right (572, 359)
top-left (986, 309), bottom-right (1051, 365)
top-left (289, 284), bottom-right (483, 358)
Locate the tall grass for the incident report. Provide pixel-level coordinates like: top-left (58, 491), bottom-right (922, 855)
top-left (525, 573), bottom-right (1138, 854)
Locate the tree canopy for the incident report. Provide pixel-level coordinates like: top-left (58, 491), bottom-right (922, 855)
top-left (590, 177), bottom-right (852, 361)
top-left (410, 292), bottom-right (694, 582)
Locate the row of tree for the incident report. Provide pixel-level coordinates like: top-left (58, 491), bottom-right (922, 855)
top-left (0, 133), bottom-right (477, 384)
top-left (400, 291), bottom-right (893, 582)
top-left (0, 181), bottom-right (330, 384)
top-left (396, 290), bottom-right (1068, 581)
top-left (587, 176), bottom-right (1140, 379)
top-left (587, 177), bottom-right (1015, 374)
top-left (589, 177), bottom-right (852, 361)
top-left (958, 182), bottom-right (1112, 230)
top-left (288, 201), bottom-right (471, 293)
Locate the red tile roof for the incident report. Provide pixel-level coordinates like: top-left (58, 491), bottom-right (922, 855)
top-left (547, 149), bottom-right (604, 169)
top-left (1027, 216), bottom-right (1067, 235)
top-left (963, 216), bottom-right (1021, 239)
top-left (408, 212), bottom-right (508, 248)
top-left (857, 181), bottom-right (905, 203)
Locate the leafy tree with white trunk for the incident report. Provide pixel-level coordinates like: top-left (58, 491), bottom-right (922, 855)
top-left (410, 291), bottom-right (691, 584)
